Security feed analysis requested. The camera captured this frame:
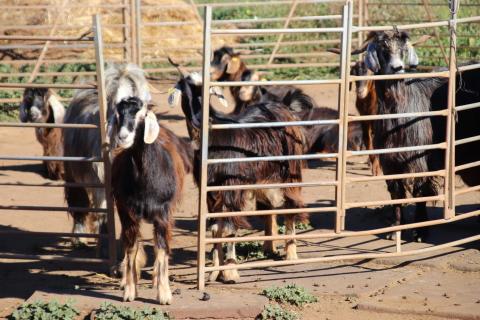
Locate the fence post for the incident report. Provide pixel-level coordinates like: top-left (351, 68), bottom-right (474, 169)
top-left (93, 14), bottom-right (117, 271)
top-left (444, 0), bottom-right (458, 220)
top-left (134, 0), bottom-right (142, 67)
top-left (335, 0), bottom-right (353, 233)
top-left (122, 0), bottom-right (132, 62)
top-left (197, 5), bottom-right (213, 291)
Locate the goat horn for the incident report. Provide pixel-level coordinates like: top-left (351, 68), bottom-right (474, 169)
top-left (327, 48), bottom-right (341, 54)
top-left (167, 56), bottom-right (190, 78)
top-left (411, 34), bottom-right (433, 46)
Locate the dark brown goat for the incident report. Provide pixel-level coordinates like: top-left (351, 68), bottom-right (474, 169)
top-left (111, 97), bottom-right (186, 304)
top-left (170, 68), bottom-right (308, 283)
top-left (19, 88), bottom-right (65, 180)
top-left (350, 61), bottom-right (381, 175)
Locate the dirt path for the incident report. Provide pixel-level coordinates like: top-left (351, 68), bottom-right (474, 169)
top-left (0, 84), bottom-right (479, 319)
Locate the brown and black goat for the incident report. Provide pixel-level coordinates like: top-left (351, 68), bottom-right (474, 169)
top-left (110, 96), bottom-right (186, 304)
top-left (350, 61), bottom-right (381, 175)
top-left (170, 67), bottom-right (309, 283)
top-left (19, 88), bottom-right (65, 180)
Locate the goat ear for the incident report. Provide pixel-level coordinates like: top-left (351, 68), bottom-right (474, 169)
top-left (407, 42), bottom-right (419, 68)
top-left (365, 43), bottom-right (380, 73)
top-left (143, 111), bottom-right (160, 144)
top-left (47, 94), bottom-right (65, 123)
top-left (106, 113), bottom-right (117, 145)
top-left (210, 86), bottom-right (228, 108)
top-left (168, 86), bottom-right (182, 108)
top-left (19, 102), bottom-right (28, 122)
top-left (226, 56), bottom-right (241, 74)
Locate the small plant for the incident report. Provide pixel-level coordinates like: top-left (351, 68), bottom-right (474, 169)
top-left (9, 300), bottom-right (79, 320)
top-left (278, 222), bottom-right (312, 234)
top-left (92, 302), bottom-right (170, 320)
top-left (262, 284), bottom-right (317, 307)
top-left (257, 304), bottom-right (298, 320)
top-left (235, 241), bottom-right (265, 261)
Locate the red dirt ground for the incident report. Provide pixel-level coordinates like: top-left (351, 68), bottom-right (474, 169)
top-left (0, 84), bottom-right (479, 319)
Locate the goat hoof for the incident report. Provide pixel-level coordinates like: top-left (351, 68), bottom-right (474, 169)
top-left (157, 287), bottom-right (172, 305)
top-left (208, 271), bottom-right (220, 282)
top-left (285, 244), bottom-right (298, 260)
top-left (221, 266), bottom-right (240, 283)
top-left (123, 285), bottom-right (136, 302)
top-left (413, 229), bottom-right (428, 243)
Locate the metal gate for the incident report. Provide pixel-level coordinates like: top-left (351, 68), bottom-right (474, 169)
top-left (0, 15), bottom-right (117, 268)
top-left (196, 0), bottom-right (480, 290)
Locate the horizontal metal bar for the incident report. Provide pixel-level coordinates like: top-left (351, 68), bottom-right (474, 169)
top-left (212, 15), bottom-right (344, 25)
top-left (211, 27), bottom-right (344, 35)
top-left (455, 135), bottom-right (480, 146)
top-left (348, 110), bottom-right (447, 122)
top-left (0, 182), bottom-right (104, 188)
top-left (207, 153), bottom-right (337, 165)
top-left (348, 142), bottom-right (446, 157)
top-left (205, 208), bottom-right (480, 245)
top-left (0, 155), bottom-right (102, 162)
top-left (0, 71), bottom-right (96, 78)
top-left (210, 119), bottom-right (339, 130)
top-left (0, 205), bottom-right (107, 213)
top-left (141, 0), bottom-right (344, 10)
top-left (354, 16), bottom-right (480, 32)
top-left (0, 123), bottom-right (98, 129)
top-left (345, 195), bottom-right (444, 209)
top-left (455, 160), bottom-right (480, 172)
top-left (0, 253), bottom-right (108, 264)
top-left (0, 230), bottom-right (106, 239)
top-left (210, 79), bottom-right (341, 87)
top-left (0, 83), bottom-right (96, 89)
top-left (2, 4), bottom-right (126, 9)
top-left (457, 63), bottom-right (480, 72)
top-left (206, 180), bottom-right (337, 192)
top-left (0, 35), bottom-right (93, 41)
top-left (456, 101), bottom-right (480, 112)
top-left (206, 206), bottom-right (337, 219)
top-left (0, 43), bottom-right (125, 50)
top-left (456, 184), bottom-right (480, 196)
top-left (205, 234), bottom-right (480, 272)
top-left (0, 24), bottom-right (126, 31)
top-left (350, 71), bottom-right (449, 81)
top-left (348, 170), bottom-right (445, 183)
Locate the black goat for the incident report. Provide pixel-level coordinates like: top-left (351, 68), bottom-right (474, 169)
top-left (355, 31), bottom-right (480, 241)
top-left (110, 97), bottom-right (186, 304)
top-left (170, 67), bottom-right (308, 283)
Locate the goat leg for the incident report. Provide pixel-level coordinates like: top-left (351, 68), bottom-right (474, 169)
top-left (285, 215), bottom-right (298, 260)
top-left (154, 247), bottom-right (172, 305)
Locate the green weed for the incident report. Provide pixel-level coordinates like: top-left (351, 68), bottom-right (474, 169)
top-left (92, 302), bottom-right (170, 320)
top-left (262, 284), bottom-right (317, 307)
top-left (9, 300), bottom-right (79, 320)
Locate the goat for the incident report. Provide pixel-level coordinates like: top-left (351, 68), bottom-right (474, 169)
top-left (305, 107), bottom-right (364, 154)
top-left (63, 63), bottom-right (151, 249)
top-left (109, 96), bottom-right (186, 304)
top-left (350, 61), bottom-right (381, 175)
top-left (19, 88), bottom-right (65, 180)
top-left (348, 31), bottom-right (466, 242)
top-left (169, 66), bottom-right (309, 283)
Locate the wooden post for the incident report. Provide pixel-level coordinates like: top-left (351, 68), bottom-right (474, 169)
top-left (134, 0), bottom-right (142, 67)
top-left (93, 14), bottom-right (117, 271)
top-left (267, 0), bottom-right (298, 65)
top-left (122, 0), bottom-right (132, 62)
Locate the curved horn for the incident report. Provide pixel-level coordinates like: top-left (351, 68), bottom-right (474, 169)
top-left (327, 40), bottom-right (369, 55)
top-left (167, 56), bottom-right (190, 78)
top-left (411, 34), bottom-right (433, 47)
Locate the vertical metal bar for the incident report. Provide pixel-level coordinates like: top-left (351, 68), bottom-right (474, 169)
top-left (130, 0), bottom-right (137, 65)
top-left (267, 0), bottom-right (299, 65)
top-left (93, 14), bottom-right (117, 270)
top-left (134, 0), bottom-right (142, 67)
top-left (358, 0), bottom-right (364, 49)
top-left (122, 0), bottom-right (132, 62)
top-left (197, 5), bottom-right (212, 291)
top-left (364, 0), bottom-right (369, 32)
top-left (444, 0), bottom-right (458, 220)
top-left (335, 1), bottom-right (352, 233)
top-left (395, 231), bottom-right (401, 252)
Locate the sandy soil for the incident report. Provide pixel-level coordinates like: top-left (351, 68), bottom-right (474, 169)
top-left (0, 84), bottom-right (479, 319)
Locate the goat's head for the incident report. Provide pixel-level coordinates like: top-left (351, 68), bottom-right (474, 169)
top-left (361, 31), bottom-right (418, 74)
top-left (19, 88), bottom-right (65, 124)
top-left (108, 96), bottom-right (159, 149)
top-left (19, 88), bottom-right (50, 123)
top-left (210, 46), bottom-right (252, 81)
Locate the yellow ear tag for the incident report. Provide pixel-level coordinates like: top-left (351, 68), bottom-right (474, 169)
top-left (261, 78), bottom-right (267, 82)
top-left (232, 56), bottom-right (239, 62)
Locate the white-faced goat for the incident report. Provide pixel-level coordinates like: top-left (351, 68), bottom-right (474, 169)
top-left (352, 31), bottom-right (480, 241)
top-left (63, 63), bottom-right (151, 249)
top-left (109, 96), bottom-right (186, 305)
top-left (19, 88), bottom-right (65, 180)
top-left (170, 65), bottom-right (309, 283)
